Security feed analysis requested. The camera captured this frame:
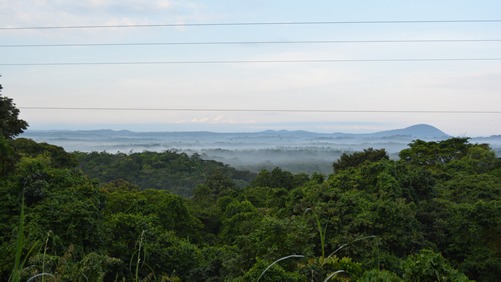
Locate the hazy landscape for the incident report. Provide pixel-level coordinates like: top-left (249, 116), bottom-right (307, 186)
top-left (3, 1), bottom-right (501, 280)
top-left (21, 124), bottom-right (501, 174)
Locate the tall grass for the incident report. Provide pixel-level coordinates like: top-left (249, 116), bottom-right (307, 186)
top-left (9, 193), bottom-right (54, 282)
top-left (9, 193), bottom-right (42, 282)
top-left (40, 231), bottom-right (53, 282)
top-left (303, 208), bottom-right (380, 280)
top-left (130, 230), bottom-right (145, 282)
top-left (129, 230), bottom-right (156, 282)
top-left (304, 208), bottom-right (327, 261)
top-left (9, 195), bottom-right (25, 282)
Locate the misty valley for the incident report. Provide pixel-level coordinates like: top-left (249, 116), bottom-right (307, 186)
top-left (21, 124), bottom-right (501, 175)
top-left (2, 2), bottom-right (501, 279)
top-left (2, 114), bottom-right (500, 281)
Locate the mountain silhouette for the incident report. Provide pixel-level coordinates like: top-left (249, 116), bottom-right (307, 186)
top-left (369, 124), bottom-right (449, 138)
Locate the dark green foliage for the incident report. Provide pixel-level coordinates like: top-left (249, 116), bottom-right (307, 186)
top-left (75, 252), bottom-right (122, 281)
top-left (401, 249), bottom-right (471, 281)
top-left (1, 91), bottom-right (494, 280)
top-left (0, 135), bottom-right (16, 176)
top-left (246, 216), bottom-right (312, 264)
top-left (188, 245), bottom-right (239, 281)
top-left (11, 138), bottom-right (78, 168)
top-left (76, 150), bottom-right (254, 196)
top-left (252, 167), bottom-right (311, 190)
top-left (359, 269), bottom-right (402, 281)
top-left (244, 258), bottom-right (305, 281)
top-left (333, 147), bottom-right (388, 173)
top-left (399, 138), bottom-right (472, 169)
top-left (0, 83), bottom-right (28, 140)
top-left (1, 134), bottom-right (499, 281)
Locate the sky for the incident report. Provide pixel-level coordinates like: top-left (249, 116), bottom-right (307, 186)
top-left (1, 0), bottom-right (500, 136)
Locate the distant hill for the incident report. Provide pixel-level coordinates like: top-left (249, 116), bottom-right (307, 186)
top-left (255, 124), bottom-right (449, 139)
top-left (25, 124), bottom-right (449, 138)
top-left (21, 124), bottom-right (501, 174)
top-left (369, 124), bottom-right (450, 138)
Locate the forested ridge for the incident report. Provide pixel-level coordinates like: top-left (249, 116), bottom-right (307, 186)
top-left (74, 150), bottom-right (255, 197)
top-left (1, 89), bottom-right (501, 281)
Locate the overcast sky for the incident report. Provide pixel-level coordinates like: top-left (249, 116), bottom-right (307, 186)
top-left (1, 0), bottom-right (500, 136)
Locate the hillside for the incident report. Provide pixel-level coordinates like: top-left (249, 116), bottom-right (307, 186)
top-left (367, 124), bottom-right (449, 138)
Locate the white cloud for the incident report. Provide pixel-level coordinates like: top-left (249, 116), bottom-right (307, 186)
top-left (190, 115), bottom-right (240, 124)
top-left (0, 0), bottom-right (200, 28)
top-left (156, 0), bottom-right (173, 9)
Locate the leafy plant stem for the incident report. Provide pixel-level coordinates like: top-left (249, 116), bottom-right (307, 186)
top-left (326, 235), bottom-right (376, 259)
top-left (257, 255), bottom-right (304, 282)
top-left (135, 230), bottom-right (145, 282)
top-left (324, 270), bottom-right (345, 282)
top-left (41, 231), bottom-right (52, 282)
top-left (304, 208), bottom-right (327, 263)
top-left (27, 273), bottom-right (55, 282)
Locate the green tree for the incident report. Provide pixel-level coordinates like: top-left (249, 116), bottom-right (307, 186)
top-left (11, 138), bottom-right (78, 168)
top-left (243, 258), bottom-right (305, 281)
top-left (333, 148), bottom-right (388, 173)
top-left (444, 200), bottom-right (501, 281)
top-left (0, 135), bottom-right (15, 176)
top-left (252, 167), bottom-right (308, 190)
top-left (359, 269), bottom-right (402, 281)
top-left (399, 138), bottom-right (472, 169)
top-left (0, 82), bottom-right (28, 139)
top-left (249, 216), bottom-right (312, 263)
top-left (76, 150), bottom-right (253, 196)
top-left (402, 249), bottom-right (471, 281)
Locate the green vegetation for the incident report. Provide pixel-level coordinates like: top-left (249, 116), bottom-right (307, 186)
top-left (0, 89), bottom-right (499, 280)
top-left (75, 150), bottom-right (255, 197)
top-left (0, 83), bottom-right (28, 140)
top-left (2, 136), bottom-right (498, 281)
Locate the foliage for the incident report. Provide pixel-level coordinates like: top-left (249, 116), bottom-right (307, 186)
top-left (0, 83), bottom-right (28, 140)
top-left (0, 135), bottom-right (16, 176)
top-left (11, 138), bottom-right (78, 169)
top-left (399, 138), bottom-right (472, 170)
top-left (333, 147), bottom-right (388, 173)
top-left (1, 131), bottom-right (499, 280)
top-left (358, 269), bottom-right (402, 281)
top-left (252, 167), bottom-right (300, 190)
top-left (401, 249), bottom-right (471, 281)
top-left (75, 150), bottom-right (254, 196)
top-left (244, 258), bottom-right (305, 281)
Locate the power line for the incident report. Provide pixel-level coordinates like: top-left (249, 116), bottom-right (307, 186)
top-left (2, 39), bottom-right (501, 48)
top-left (19, 107), bottom-right (501, 114)
top-left (2, 19), bottom-right (501, 30)
top-left (2, 58), bottom-right (501, 66)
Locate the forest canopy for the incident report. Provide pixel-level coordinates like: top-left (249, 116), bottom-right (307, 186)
top-left (0, 91), bottom-right (499, 281)
top-left (1, 136), bottom-right (499, 281)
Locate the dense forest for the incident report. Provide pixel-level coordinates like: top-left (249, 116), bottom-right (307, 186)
top-left (1, 88), bottom-right (501, 281)
top-left (74, 150), bottom-right (255, 197)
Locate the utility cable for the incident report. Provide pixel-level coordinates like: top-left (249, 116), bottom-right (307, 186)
top-left (2, 39), bottom-right (501, 48)
top-left (2, 19), bottom-right (501, 30)
top-left (19, 107), bottom-right (501, 114)
top-left (3, 58), bottom-right (501, 66)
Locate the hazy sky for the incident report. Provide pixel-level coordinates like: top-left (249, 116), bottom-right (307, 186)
top-left (1, 0), bottom-right (500, 136)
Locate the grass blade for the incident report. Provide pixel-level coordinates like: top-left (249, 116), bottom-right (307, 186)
top-left (257, 254), bottom-right (304, 282)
